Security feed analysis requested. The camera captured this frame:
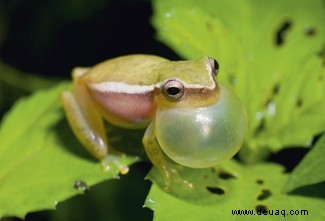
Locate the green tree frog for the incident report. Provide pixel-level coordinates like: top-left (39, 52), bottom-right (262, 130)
top-left (61, 54), bottom-right (246, 189)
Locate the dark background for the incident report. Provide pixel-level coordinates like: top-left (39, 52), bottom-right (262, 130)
top-left (0, 0), bottom-right (179, 78)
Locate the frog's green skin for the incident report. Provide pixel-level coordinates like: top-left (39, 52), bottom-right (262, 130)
top-left (61, 54), bottom-right (246, 190)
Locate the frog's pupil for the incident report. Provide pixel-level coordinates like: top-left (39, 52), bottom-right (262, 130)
top-left (167, 87), bottom-right (180, 95)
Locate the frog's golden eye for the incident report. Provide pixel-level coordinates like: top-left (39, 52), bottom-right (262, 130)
top-left (208, 57), bottom-right (219, 76)
top-left (162, 79), bottom-right (185, 101)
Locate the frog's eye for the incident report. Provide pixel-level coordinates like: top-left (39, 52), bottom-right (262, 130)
top-left (208, 57), bottom-right (219, 76)
top-left (162, 80), bottom-right (185, 101)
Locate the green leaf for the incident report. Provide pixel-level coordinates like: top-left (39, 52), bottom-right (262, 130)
top-left (145, 161), bottom-right (325, 221)
top-left (152, 0), bottom-right (325, 160)
top-left (0, 82), bottom-right (139, 218)
top-left (285, 135), bottom-right (325, 192)
top-left (0, 61), bottom-right (57, 93)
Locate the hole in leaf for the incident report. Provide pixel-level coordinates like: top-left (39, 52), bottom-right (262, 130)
top-left (317, 46), bottom-right (325, 65)
top-left (275, 21), bottom-right (292, 46)
top-left (206, 186), bottom-right (225, 195)
top-left (255, 205), bottom-right (268, 214)
top-left (296, 98), bottom-right (303, 108)
top-left (268, 148), bottom-right (309, 172)
top-left (272, 83), bottom-right (280, 95)
top-left (257, 189), bottom-right (272, 201)
top-left (304, 26), bottom-right (316, 36)
top-left (311, 132), bottom-right (324, 146)
top-left (254, 118), bottom-right (266, 135)
top-left (218, 171), bottom-right (236, 180)
top-left (256, 179), bottom-right (264, 185)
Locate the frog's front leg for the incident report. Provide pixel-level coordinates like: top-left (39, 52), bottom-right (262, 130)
top-left (61, 68), bottom-right (129, 173)
top-left (143, 122), bottom-right (193, 191)
top-left (61, 68), bottom-right (108, 159)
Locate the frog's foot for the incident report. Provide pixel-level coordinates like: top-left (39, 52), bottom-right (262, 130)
top-left (101, 153), bottom-right (130, 175)
top-left (159, 164), bottom-right (193, 192)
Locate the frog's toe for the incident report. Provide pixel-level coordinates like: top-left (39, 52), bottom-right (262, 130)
top-left (160, 165), bottom-right (194, 192)
top-left (101, 154), bottom-right (130, 175)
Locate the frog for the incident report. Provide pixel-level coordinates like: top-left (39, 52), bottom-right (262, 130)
top-left (60, 54), bottom-right (246, 190)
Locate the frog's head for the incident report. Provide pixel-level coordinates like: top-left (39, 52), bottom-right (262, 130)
top-left (155, 57), bottom-right (220, 108)
top-left (154, 57), bottom-right (246, 168)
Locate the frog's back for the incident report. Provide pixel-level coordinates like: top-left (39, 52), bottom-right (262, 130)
top-left (76, 54), bottom-right (168, 129)
top-left (81, 54), bottom-right (168, 85)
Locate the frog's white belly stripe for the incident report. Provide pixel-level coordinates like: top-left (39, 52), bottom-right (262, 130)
top-left (89, 79), bottom-right (215, 94)
top-left (89, 81), bottom-right (155, 94)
